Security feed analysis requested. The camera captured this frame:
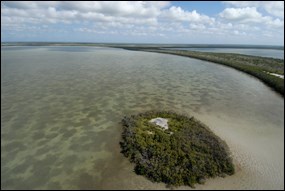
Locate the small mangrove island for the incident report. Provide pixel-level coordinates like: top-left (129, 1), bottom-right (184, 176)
top-left (120, 111), bottom-right (235, 187)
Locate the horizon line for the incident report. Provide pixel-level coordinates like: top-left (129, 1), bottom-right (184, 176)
top-left (1, 41), bottom-right (284, 47)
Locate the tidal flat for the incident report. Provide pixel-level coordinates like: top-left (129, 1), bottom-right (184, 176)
top-left (1, 46), bottom-right (284, 189)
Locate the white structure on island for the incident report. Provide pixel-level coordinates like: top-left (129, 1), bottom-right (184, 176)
top-left (149, 118), bottom-right (169, 130)
top-left (265, 71), bottom-right (284, 79)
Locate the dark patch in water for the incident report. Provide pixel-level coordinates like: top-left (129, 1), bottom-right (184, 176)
top-left (3, 141), bottom-right (27, 151)
top-left (75, 172), bottom-right (99, 190)
top-left (47, 181), bottom-right (62, 190)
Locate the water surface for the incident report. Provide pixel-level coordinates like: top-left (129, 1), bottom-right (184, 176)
top-left (1, 46), bottom-right (284, 189)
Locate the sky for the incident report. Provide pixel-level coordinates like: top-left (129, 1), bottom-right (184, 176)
top-left (1, 1), bottom-right (284, 45)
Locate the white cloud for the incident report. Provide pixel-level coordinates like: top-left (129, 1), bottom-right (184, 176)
top-left (73, 1), bottom-right (160, 18)
top-left (262, 1), bottom-right (284, 18)
top-left (3, 1), bottom-right (59, 9)
top-left (1, 1), bottom-right (169, 26)
top-left (189, 23), bottom-right (206, 30)
top-left (267, 18), bottom-right (284, 28)
top-left (219, 7), bottom-right (269, 23)
top-left (1, 1), bottom-right (283, 44)
top-left (161, 6), bottom-right (215, 24)
top-left (224, 1), bottom-right (284, 18)
top-left (4, 1), bottom-right (169, 18)
top-left (219, 6), bottom-right (284, 29)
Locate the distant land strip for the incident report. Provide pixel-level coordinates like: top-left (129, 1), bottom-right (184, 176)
top-left (1, 42), bottom-right (284, 50)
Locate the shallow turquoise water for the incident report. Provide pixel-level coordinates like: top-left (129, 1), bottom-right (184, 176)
top-left (1, 47), bottom-right (284, 189)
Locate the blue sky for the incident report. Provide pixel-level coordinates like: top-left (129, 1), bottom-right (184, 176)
top-left (1, 1), bottom-right (284, 45)
top-left (171, 1), bottom-right (225, 16)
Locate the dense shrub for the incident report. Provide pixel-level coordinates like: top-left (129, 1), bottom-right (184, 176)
top-left (120, 111), bottom-right (234, 187)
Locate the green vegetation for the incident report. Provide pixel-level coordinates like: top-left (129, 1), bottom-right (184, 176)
top-left (139, 49), bottom-right (284, 96)
top-left (120, 111), bottom-right (234, 188)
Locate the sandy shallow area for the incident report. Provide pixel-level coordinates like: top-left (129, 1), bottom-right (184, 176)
top-left (95, 112), bottom-right (284, 190)
top-left (190, 114), bottom-right (284, 190)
